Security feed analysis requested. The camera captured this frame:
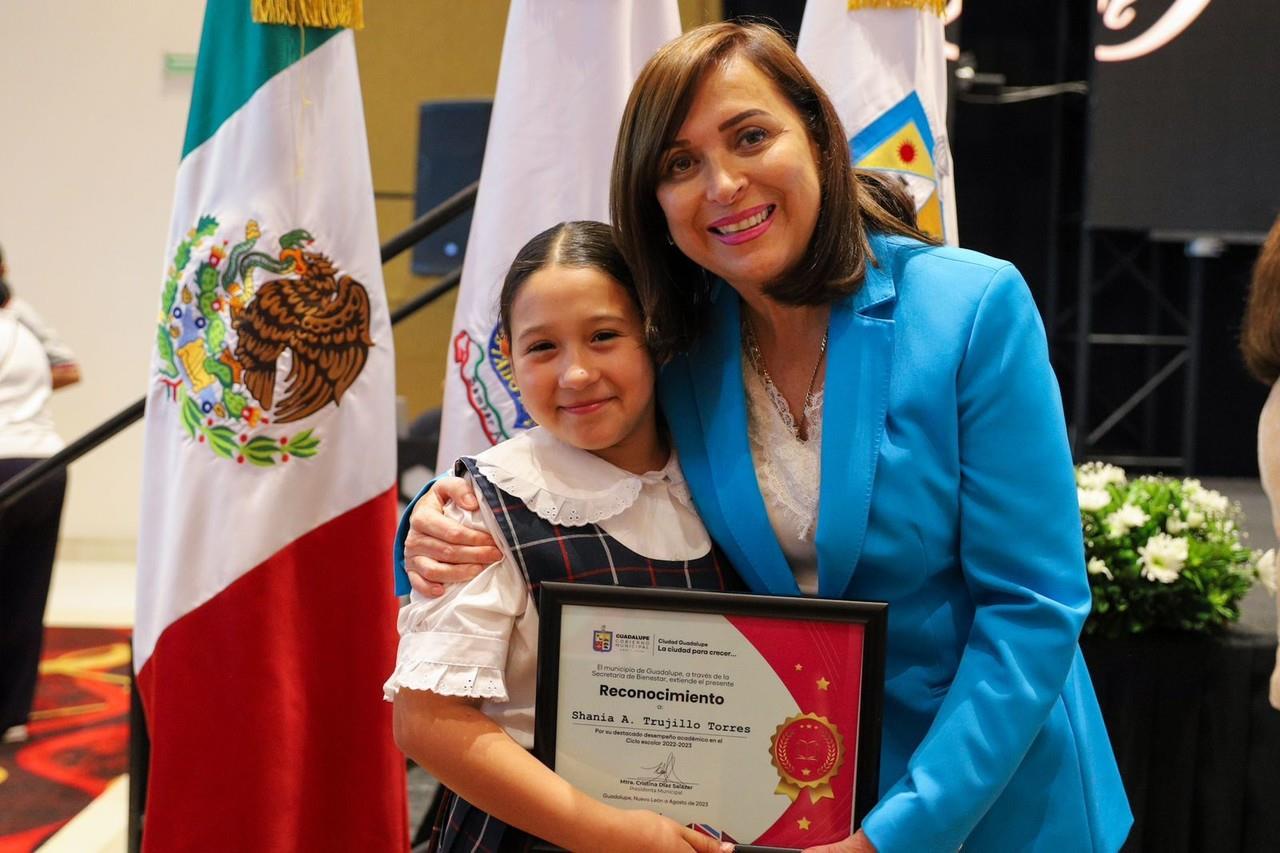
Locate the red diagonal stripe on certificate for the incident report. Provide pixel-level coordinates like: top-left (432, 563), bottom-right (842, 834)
top-left (724, 615), bottom-right (864, 847)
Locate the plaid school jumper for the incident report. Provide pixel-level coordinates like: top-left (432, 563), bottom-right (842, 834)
top-left (425, 458), bottom-right (741, 853)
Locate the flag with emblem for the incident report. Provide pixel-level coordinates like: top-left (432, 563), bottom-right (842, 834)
top-left (434, 0), bottom-right (681, 473)
top-left (798, 0), bottom-right (958, 244)
top-left (135, 0), bottom-right (406, 849)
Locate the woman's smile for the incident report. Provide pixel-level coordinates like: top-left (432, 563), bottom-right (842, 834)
top-left (708, 203), bottom-right (776, 244)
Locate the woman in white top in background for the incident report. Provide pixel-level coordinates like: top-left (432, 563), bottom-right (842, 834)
top-left (0, 250), bottom-right (81, 744)
top-left (1238, 214), bottom-right (1280, 709)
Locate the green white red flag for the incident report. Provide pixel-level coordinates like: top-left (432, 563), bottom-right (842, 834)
top-left (136, 1), bottom-right (406, 848)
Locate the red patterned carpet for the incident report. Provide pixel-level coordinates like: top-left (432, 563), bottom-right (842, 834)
top-left (0, 627), bottom-right (132, 852)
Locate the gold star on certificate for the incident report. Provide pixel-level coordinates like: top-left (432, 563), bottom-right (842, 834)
top-left (795, 663), bottom-right (804, 671)
top-left (797, 817), bottom-right (811, 831)
top-left (816, 677), bottom-right (830, 691)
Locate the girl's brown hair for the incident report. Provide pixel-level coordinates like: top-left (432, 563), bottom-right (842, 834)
top-left (1241, 215), bottom-right (1280, 384)
top-left (498, 221), bottom-right (639, 343)
top-left (610, 21), bottom-right (934, 356)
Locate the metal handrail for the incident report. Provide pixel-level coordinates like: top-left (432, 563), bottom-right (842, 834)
top-left (0, 181), bottom-right (477, 511)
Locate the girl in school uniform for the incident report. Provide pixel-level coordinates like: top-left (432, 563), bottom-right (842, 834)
top-left (384, 221), bottom-right (737, 853)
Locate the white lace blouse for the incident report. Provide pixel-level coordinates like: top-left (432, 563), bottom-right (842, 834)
top-left (382, 427), bottom-right (713, 748)
top-left (741, 351), bottom-right (823, 594)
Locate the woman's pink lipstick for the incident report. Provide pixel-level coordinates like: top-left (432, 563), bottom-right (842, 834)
top-left (708, 204), bottom-right (775, 245)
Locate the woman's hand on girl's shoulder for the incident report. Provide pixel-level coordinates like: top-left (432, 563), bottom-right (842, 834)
top-left (599, 808), bottom-right (732, 853)
top-left (403, 475), bottom-right (502, 596)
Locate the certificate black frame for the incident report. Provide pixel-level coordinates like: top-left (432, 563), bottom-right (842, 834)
top-left (535, 582), bottom-right (888, 841)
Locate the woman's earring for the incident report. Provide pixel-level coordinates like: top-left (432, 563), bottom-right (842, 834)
top-left (665, 232), bottom-right (675, 246)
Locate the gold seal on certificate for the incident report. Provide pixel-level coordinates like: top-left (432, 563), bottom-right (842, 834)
top-left (535, 584), bottom-right (887, 851)
top-left (770, 713), bottom-right (846, 804)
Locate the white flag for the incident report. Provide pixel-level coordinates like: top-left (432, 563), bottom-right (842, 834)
top-left (798, 0), bottom-right (958, 244)
top-left (436, 0), bottom-right (681, 470)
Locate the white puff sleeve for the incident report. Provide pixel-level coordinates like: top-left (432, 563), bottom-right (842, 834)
top-left (382, 482), bottom-right (530, 702)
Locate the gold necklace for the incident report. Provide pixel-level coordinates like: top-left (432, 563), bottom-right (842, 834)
top-left (742, 313), bottom-right (829, 440)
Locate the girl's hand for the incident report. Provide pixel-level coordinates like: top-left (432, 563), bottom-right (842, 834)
top-left (599, 808), bottom-right (732, 853)
top-left (403, 476), bottom-right (503, 596)
top-left (803, 830), bottom-right (877, 853)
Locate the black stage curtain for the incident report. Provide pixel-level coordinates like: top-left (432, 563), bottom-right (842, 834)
top-left (1082, 630), bottom-right (1280, 852)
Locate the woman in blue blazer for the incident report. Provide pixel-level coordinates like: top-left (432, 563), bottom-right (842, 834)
top-left (400, 21), bottom-right (1131, 853)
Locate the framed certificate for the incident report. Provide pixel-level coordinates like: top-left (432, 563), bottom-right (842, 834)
top-left (535, 583), bottom-right (887, 851)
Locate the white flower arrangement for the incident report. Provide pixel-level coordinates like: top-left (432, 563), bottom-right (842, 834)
top-left (1137, 533), bottom-right (1188, 584)
top-left (1075, 462), bottom-right (1272, 637)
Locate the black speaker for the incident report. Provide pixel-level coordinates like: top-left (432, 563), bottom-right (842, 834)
top-left (722, 0), bottom-right (805, 42)
top-left (412, 100), bottom-right (492, 276)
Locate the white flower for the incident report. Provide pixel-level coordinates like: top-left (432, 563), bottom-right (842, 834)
top-left (1166, 515), bottom-right (1187, 535)
top-left (1138, 533), bottom-right (1189, 583)
top-left (1087, 557), bottom-right (1114, 581)
top-left (1105, 503), bottom-right (1149, 538)
top-left (1077, 488), bottom-right (1112, 513)
top-left (1190, 487), bottom-right (1229, 515)
top-left (1258, 549), bottom-right (1277, 595)
top-left (1077, 462), bottom-right (1127, 491)
top-left (1185, 510), bottom-right (1205, 529)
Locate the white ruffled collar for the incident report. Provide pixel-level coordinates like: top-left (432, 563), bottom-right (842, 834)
top-left (466, 427), bottom-right (692, 528)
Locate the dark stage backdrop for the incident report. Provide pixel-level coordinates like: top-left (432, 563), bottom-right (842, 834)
top-left (1085, 0), bottom-right (1280, 235)
top-left (951, 1), bottom-right (1273, 476)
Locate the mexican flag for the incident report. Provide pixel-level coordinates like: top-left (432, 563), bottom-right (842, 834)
top-left (798, 0), bottom-right (958, 244)
top-left (135, 1), bottom-right (406, 849)
top-left (433, 0), bottom-right (681, 472)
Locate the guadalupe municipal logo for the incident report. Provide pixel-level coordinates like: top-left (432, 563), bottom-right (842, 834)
top-left (851, 91), bottom-right (950, 242)
top-left (593, 628), bottom-right (613, 653)
top-left (153, 216), bottom-right (373, 465)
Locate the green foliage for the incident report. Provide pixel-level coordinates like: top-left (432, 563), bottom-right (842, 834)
top-left (178, 217), bottom-right (220, 273)
top-left (196, 263), bottom-right (219, 311)
top-left (180, 390), bottom-right (200, 439)
top-left (206, 426), bottom-right (237, 459)
top-left (160, 277), bottom-right (179, 319)
top-left (203, 356), bottom-right (233, 389)
top-left (284, 429), bottom-right (320, 458)
top-left (223, 390), bottom-right (247, 420)
top-left (1077, 463), bottom-right (1266, 638)
top-left (191, 261), bottom-right (229, 355)
top-left (159, 216), bottom-right (222, 376)
top-left (156, 327), bottom-right (178, 378)
top-left (182, 406), bottom-right (321, 466)
top-left (243, 436), bottom-right (281, 467)
top-left (170, 216), bottom-right (219, 299)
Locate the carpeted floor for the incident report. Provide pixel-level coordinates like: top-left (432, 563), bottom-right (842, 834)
top-left (0, 627), bottom-right (132, 852)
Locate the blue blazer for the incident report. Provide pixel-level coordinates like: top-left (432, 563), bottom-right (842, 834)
top-left (659, 234), bottom-right (1132, 852)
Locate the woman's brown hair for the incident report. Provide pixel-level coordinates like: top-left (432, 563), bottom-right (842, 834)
top-left (1241, 215), bottom-right (1280, 384)
top-left (610, 21), bottom-right (934, 357)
